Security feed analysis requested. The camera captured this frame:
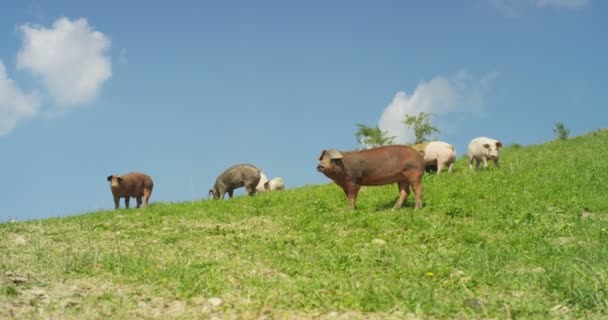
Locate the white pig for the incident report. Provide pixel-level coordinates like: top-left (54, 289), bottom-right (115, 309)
top-left (264, 177), bottom-right (285, 191)
top-left (467, 137), bottom-right (503, 171)
top-left (412, 141), bottom-right (457, 173)
top-left (255, 172), bottom-right (269, 193)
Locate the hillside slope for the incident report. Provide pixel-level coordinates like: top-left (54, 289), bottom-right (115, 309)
top-left (2, 129), bottom-right (608, 319)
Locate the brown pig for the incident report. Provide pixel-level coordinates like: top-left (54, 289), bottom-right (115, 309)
top-left (316, 145), bottom-right (425, 210)
top-left (106, 172), bottom-right (154, 209)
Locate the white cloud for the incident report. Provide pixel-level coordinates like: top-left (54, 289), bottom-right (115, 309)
top-left (0, 61), bottom-right (40, 136)
top-left (490, 0), bottom-right (590, 15)
top-left (490, 0), bottom-right (522, 16)
top-left (378, 71), bottom-right (497, 144)
top-left (535, 0), bottom-right (590, 8)
top-left (17, 17), bottom-right (111, 107)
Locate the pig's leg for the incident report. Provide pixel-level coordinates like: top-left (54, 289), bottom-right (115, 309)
top-left (448, 162), bottom-right (454, 173)
top-left (344, 183), bottom-right (360, 209)
top-left (394, 181), bottom-right (410, 209)
top-left (136, 196), bottom-right (142, 208)
top-left (125, 197), bottom-right (130, 209)
top-left (246, 184), bottom-right (256, 196)
top-left (482, 156), bottom-right (489, 169)
top-left (468, 157), bottom-right (475, 172)
top-left (411, 179), bottom-right (423, 209)
top-left (436, 160), bottom-right (445, 173)
top-left (493, 158), bottom-right (500, 168)
top-left (143, 188), bottom-right (152, 207)
top-left (113, 196), bottom-right (120, 209)
top-left (347, 190), bottom-right (360, 209)
top-left (228, 190), bottom-right (234, 198)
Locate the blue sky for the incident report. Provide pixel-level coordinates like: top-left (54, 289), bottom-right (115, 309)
top-left (1, 0), bottom-right (606, 221)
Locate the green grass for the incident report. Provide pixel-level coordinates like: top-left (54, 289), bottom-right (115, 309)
top-left (1, 129), bottom-right (608, 319)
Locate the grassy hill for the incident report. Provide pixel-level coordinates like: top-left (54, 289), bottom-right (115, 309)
top-left (2, 129), bottom-right (608, 319)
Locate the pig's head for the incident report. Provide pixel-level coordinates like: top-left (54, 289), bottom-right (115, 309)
top-left (483, 141), bottom-right (503, 160)
top-left (209, 185), bottom-right (222, 200)
top-left (107, 175), bottom-right (123, 189)
top-left (209, 187), bottom-right (220, 200)
top-left (317, 149), bottom-right (345, 178)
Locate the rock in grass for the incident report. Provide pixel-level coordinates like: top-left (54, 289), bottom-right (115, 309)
top-left (12, 235), bottom-right (27, 245)
top-left (371, 238), bottom-right (387, 246)
top-left (208, 297), bottom-right (222, 307)
top-left (4, 271), bottom-right (28, 284)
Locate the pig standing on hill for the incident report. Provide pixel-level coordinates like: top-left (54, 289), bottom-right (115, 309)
top-left (209, 164), bottom-right (261, 200)
top-left (467, 137), bottom-right (503, 171)
top-left (106, 172), bottom-right (154, 209)
top-left (317, 145), bottom-right (425, 209)
top-left (411, 141), bottom-right (457, 173)
top-left (264, 177), bottom-right (285, 191)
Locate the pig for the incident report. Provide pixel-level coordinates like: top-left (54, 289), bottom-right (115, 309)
top-left (467, 137), bottom-right (503, 171)
top-left (264, 177), bottom-right (285, 191)
top-left (255, 172), bottom-right (269, 193)
top-left (209, 164), bottom-right (261, 200)
top-left (106, 172), bottom-right (154, 209)
top-left (317, 145), bottom-right (425, 210)
top-left (411, 141), bottom-right (457, 173)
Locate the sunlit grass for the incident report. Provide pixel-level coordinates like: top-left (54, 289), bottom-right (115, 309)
top-left (1, 129), bottom-right (607, 319)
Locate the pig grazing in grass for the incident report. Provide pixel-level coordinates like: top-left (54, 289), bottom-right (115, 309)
top-left (467, 137), bottom-right (503, 171)
top-left (411, 141), bottom-right (457, 173)
top-left (209, 164), bottom-right (261, 200)
top-left (106, 172), bottom-right (154, 209)
top-left (317, 145), bottom-right (425, 210)
top-left (264, 177), bottom-right (285, 191)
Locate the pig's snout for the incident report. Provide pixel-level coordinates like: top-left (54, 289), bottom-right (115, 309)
top-left (316, 164), bottom-right (325, 171)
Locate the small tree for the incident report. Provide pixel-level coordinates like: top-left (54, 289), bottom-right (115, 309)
top-left (403, 112), bottom-right (440, 144)
top-left (354, 123), bottom-right (395, 149)
top-left (553, 122), bottom-right (570, 141)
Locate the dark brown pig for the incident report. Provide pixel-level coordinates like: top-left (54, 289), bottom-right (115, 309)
top-left (106, 172), bottom-right (154, 209)
top-left (209, 164), bottom-right (261, 200)
top-left (317, 145), bottom-right (425, 209)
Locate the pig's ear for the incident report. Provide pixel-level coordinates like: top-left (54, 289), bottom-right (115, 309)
top-left (483, 143), bottom-right (490, 149)
top-left (327, 149), bottom-right (343, 160)
top-left (107, 175), bottom-right (113, 182)
top-left (496, 141), bottom-right (503, 148)
top-left (318, 150), bottom-right (326, 160)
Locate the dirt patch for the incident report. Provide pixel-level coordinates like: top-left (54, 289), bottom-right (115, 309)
top-left (1, 273), bottom-right (424, 319)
